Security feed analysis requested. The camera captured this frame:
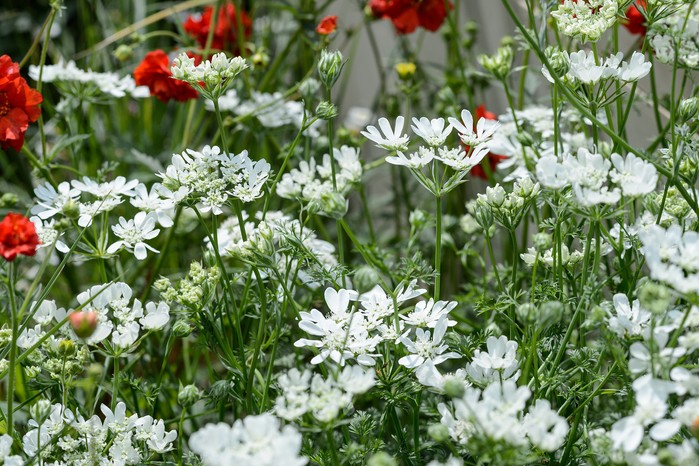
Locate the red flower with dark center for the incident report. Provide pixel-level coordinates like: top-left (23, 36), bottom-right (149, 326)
top-left (0, 212), bottom-right (40, 261)
top-left (316, 15), bottom-right (338, 35)
top-left (369, 0), bottom-right (451, 35)
top-left (468, 105), bottom-right (507, 180)
top-left (623, 0), bottom-right (647, 36)
top-left (183, 3), bottom-right (252, 53)
top-left (0, 55), bottom-right (42, 152)
top-left (133, 50), bottom-right (198, 103)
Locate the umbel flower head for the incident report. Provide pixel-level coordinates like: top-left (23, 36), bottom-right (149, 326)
top-left (552, 0), bottom-right (619, 43)
top-left (133, 50), bottom-right (198, 103)
top-left (171, 52), bottom-right (248, 101)
top-left (0, 54), bottom-right (42, 151)
top-left (0, 212), bottom-right (40, 261)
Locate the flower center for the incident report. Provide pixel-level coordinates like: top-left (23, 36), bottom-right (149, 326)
top-left (0, 92), bottom-right (10, 117)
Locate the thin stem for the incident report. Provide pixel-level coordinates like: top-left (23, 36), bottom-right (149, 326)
top-left (7, 262), bottom-right (17, 438)
top-left (434, 195), bottom-right (443, 299)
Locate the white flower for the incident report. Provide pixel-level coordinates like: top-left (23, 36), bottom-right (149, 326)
top-left (361, 116), bottom-right (410, 151)
top-left (535, 156), bottom-right (569, 189)
top-left (640, 225), bottom-right (699, 295)
top-left (607, 294), bottom-right (651, 338)
top-left (609, 152), bottom-right (658, 197)
top-left (522, 400), bottom-right (569, 451)
top-left (434, 145), bottom-right (490, 172)
top-left (140, 302), bottom-right (170, 330)
top-left (189, 414), bottom-right (307, 466)
top-left (400, 299), bottom-right (457, 328)
top-left (31, 181), bottom-right (80, 220)
top-left (145, 419), bottom-right (177, 453)
top-left (466, 335), bottom-right (520, 385)
top-left (108, 211), bottom-right (160, 260)
top-left (130, 183), bottom-right (176, 227)
top-left (568, 50), bottom-right (605, 84)
top-left (411, 117), bottom-right (452, 147)
top-left (448, 109), bottom-right (499, 147)
top-left (552, 0), bottom-right (619, 43)
top-left (398, 316), bottom-right (460, 371)
top-left (610, 416), bottom-right (644, 452)
top-left (618, 51), bottom-right (652, 81)
top-left (386, 147), bottom-right (434, 168)
top-left (72, 176), bottom-right (138, 199)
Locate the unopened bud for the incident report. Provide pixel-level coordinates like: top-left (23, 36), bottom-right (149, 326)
top-left (533, 232), bottom-right (552, 252)
top-left (0, 193), bottom-right (18, 207)
top-left (30, 399), bottom-right (52, 424)
top-left (367, 452), bottom-right (398, 466)
top-left (62, 199), bottom-right (80, 219)
top-left (68, 311), bottom-right (98, 338)
top-left (354, 265), bottom-right (381, 292)
top-left (545, 46), bottom-right (570, 79)
top-left (58, 339), bottom-right (76, 356)
top-left (318, 49), bottom-right (344, 89)
top-left (173, 320), bottom-right (194, 338)
top-left (679, 97), bottom-right (699, 122)
top-left (315, 101), bottom-right (338, 120)
top-left (178, 384), bottom-right (201, 407)
top-left (395, 62), bottom-right (416, 81)
top-left (638, 281), bottom-right (672, 314)
top-left (428, 423), bottom-right (450, 442)
top-left (318, 191), bottom-right (348, 219)
top-left (113, 44), bottom-right (133, 62)
top-left (443, 377), bottom-right (466, 398)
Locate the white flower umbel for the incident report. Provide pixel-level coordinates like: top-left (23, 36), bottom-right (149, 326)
top-left (609, 152), bottom-right (658, 197)
top-left (607, 294), bottom-right (652, 338)
top-left (361, 116), bottom-right (410, 151)
top-left (618, 52), bottom-right (652, 82)
top-left (411, 117), bottom-right (453, 147)
top-left (400, 298), bottom-right (457, 328)
top-left (108, 211), bottom-right (160, 260)
top-left (640, 225), bottom-right (699, 295)
top-left (551, 0), bottom-right (619, 43)
top-left (188, 413), bottom-right (307, 466)
top-left (386, 147), bottom-right (435, 168)
top-left (171, 52), bottom-right (248, 100)
top-left (398, 316), bottom-right (460, 373)
top-left (522, 400), bottom-right (570, 452)
top-left (448, 109), bottom-right (499, 147)
top-left (31, 181), bottom-right (80, 220)
top-left (466, 335), bottom-right (520, 385)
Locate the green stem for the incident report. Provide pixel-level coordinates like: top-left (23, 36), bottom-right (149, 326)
top-left (7, 262), bottom-right (17, 438)
top-left (435, 195), bottom-right (443, 299)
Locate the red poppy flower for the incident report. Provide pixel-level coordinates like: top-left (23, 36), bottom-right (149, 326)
top-left (468, 105), bottom-right (507, 180)
top-left (369, 0), bottom-right (450, 35)
top-left (623, 0), bottom-right (647, 36)
top-left (183, 3), bottom-right (252, 53)
top-left (133, 50), bottom-right (198, 103)
top-left (316, 15), bottom-right (338, 35)
top-left (0, 55), bottom-right (42, 152)
top-left (0, 212), bottom-right (40, 261)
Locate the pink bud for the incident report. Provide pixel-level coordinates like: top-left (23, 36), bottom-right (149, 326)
top-left (68, 311), bottom-right (98, 339)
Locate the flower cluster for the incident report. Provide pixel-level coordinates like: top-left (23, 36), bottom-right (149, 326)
top-left (189, 413), bottom-right (306, 466)
top-left (30, 60), bottom-right (149, 99)
top-left (0, 54), bottom-right (42, 151)
top-left (648, 2), bottom-right (699, 69)
top-left (159, 145), bottom-right (270, 214)
top-left (640, 225), bottom-right (699, 295)
top-left (551, 0), bottom-right (619, 43)
top-left (275, 365), bottom-right (375, 423)
top-left (171, 52), bottom-right (248, 100)
top-left (536, 149), bottom-right (658, 207)
top-left (0, 402), bottom-right (176, 464)
top-left (543, 50), bottom-right (652, 85)
top-left (277, 145), bottom-right (362, 218)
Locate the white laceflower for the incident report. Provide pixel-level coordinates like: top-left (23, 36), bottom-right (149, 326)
top-left (400, 298), bottom-right (457, 328)
top-left (568, 50), bottom-right (606, 84)
top-left (108, 211), bottom-right (160, 260)
top-left (466, 335), bottom-right (520, 385)
top-left (189, 413), bottom-right (307, 466)
top-left (29, 60), bottom-right (149, 98)
top-left (386, 147), bottom-right (435, 168)
top-left (31, 181), bottom-right (80, 220)
top-left (30, 216), bottom-right (69, 253)
top-left (522, 400), bottom-right (570, 452)
top-left (448, 109), bottom-right (499, 147)
top-left (171, 52), bottom-right (248, 100)
top-left (398, 316), bottom-right (460, 373)
top-left (535, 155), bottom-right (569, 189)
top-left (648, 3), bottom-right (699, 68)
top-left (411, 117), bottom-right (452, 147)
top-left (361, 116), bottom-right (410, 151)
top-left (618, 51), bottom-right (652, 81)
top-left (129, 183), bottom-right (176, 227)
top-left (607, 294), bottom-right (652, 338)
top-left (628, 329), bottom-right (686, 375)
top-left (640, 225), bottom-right (699, 295)
top-left (551, 0), bottom-right (619, 43)
top-left (434, 145), bottom-right (490, 172)
top-left (609, 152), bottom-right (658, 197)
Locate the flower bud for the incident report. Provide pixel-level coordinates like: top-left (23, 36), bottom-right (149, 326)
top-left (58, 338), bottom-right (76, 356)
top-left (299, 78), bottom-right (321, 99)
top-left (113, 44), bottom-right (133, 62)
top-left (395, 62), bottom-right (416, 81)
top-left (539, 301), bottom-right (564, 328)
top-left (315, 101), bottom-right (338, 120)
top-left (354, 265), bottom-right (381, 292)
top-left (319, 191), bottom-right (348, 219)
top-left (479, 44), bottom-right (513, 80)
top-left (30, 399), bottom-right (52, 424)
top-left (544, 46), bottom-right (570, 79)
top-left (533, 232), bottom-right (552, 252)
top-left (679, 97), bottom-right (699, 122)
top-left (367, 452), bottom-right (398, 466)
top-left (62, 199), bottom-right (80, 219)
top-left (428, 423), bottom-right (450, 442)
top-left (516, 303), bottom-right (537, 325)
top-left (0, 193), bottom-right (18, 208)
top-left (484, 184), bottom-right (506, 208)
top-left (409, 209), bottom-right (429, 229)
top-left (317, 49), bottom-right (344, 89)
top-left (638, 281), bottom-right (672, 315)
top-left (173, 319), bottom-right (194, 338)
top-left (251, 50), bottom-right (270, 68)
top-left (178, 384), bottom-right (201, 408)
top-left (68, 311), bottom-right (98, 339)
top-left (443, 376), bottom-right (466, 398)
